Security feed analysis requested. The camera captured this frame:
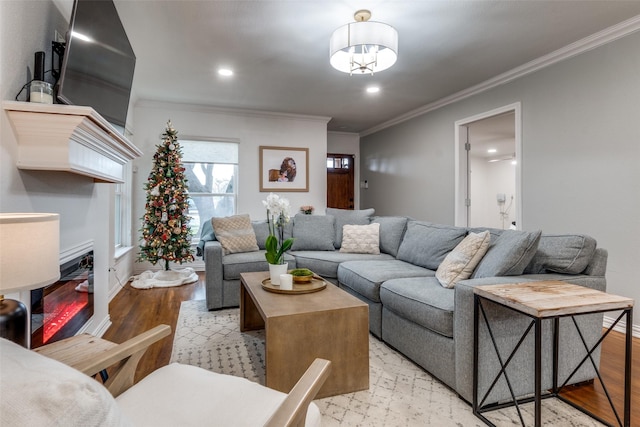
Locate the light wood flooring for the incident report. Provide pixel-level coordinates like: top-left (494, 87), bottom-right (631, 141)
top-left (103, 273), bottom-right (638, 426)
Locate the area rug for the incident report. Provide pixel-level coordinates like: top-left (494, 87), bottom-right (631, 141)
top-left (170, 300), bottom-right (604, 427)
top-left (130, 268), bottom-right (198, 289)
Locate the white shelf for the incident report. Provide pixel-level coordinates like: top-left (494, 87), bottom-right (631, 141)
top-left (3, 101), bottom-right (142, 183)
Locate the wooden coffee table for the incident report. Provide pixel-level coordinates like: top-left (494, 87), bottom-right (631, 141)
top-left (240, 271), bottom-right (369, 398)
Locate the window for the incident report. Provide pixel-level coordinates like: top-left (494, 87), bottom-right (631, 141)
top-left (181, 139), bottom-right (239, 241)
top-left (327, 156), bottom-right (350, 169)
top-left (114, 163), bottom-right (132, 251)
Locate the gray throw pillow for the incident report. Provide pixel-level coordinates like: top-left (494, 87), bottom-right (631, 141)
top-left (326, 208), bottom-right (375, 248)
top-left (291, 214), bottom-right (336, 251)
top-left (371, 216), bottom-right (408, 257)
top-left (524, 234), bottom-right (597, 274)
top-left (472, 229), bottom-right (542, 278)
top-left (396, 221), bottom-right (467, 270)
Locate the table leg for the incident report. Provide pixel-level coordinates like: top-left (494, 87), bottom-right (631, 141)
top-left (534, 317), bottom-right (542, 427)
top-left (240, 281), bottom-right (264, 332)
top-left (624, 308), bottom-right (633, 427)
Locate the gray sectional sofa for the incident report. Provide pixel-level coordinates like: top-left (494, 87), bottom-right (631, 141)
top-left (198, 209), bottom-right (607, 404)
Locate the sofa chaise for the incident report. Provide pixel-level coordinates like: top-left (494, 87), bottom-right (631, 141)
top-left (198, 208), bottom-right (607, 405)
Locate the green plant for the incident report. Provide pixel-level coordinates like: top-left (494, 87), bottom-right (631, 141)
top-left (262, 193), bottom-right (294, 265)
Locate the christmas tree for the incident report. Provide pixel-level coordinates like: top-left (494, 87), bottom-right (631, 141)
top-left (138, 121), bottom-right (194, 271)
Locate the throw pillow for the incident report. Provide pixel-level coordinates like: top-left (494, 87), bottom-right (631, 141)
top-left (211, 214), bottom-right (259, 255)
top-left (396, 221), bottom-right (467, 270)
top-left (472, 229), bottom-right (542, 278)
top-left (371, 216), bottom-right (408, 257)
top-left (436, 231), bottom-right (491, 288)
top-left (0, 338), bottom-right (130, 426)
top-left (290, 214), bottom-right (336, 251)
top-left (326, 208), bottom-right (375, 248)
top-left (340, 223), bottom-right (380, 254)
top-left (524, 234), bottom-right (597, 274)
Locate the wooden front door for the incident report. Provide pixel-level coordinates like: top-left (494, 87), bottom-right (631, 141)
top-left (327, 154), bottom-right (354, 209)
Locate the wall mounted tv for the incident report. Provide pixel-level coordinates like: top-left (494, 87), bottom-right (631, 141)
top-left (57, 0), bottom-right (135, 129)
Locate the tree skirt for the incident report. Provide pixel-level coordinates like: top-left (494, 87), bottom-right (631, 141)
top-left (130, 268), bottom-right (198, 289)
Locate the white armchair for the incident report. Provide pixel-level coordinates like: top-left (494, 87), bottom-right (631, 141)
top-left (0, 325), bottom-right (331, 427)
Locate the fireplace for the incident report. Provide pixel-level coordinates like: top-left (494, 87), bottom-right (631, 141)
top-left (30, 250), bottom-right (94, 348)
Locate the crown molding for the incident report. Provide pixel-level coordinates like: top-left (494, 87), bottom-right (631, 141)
top-left (360, 14), bottom-right (640, 137)
top-left (136, 99), bottom-right (331, 125)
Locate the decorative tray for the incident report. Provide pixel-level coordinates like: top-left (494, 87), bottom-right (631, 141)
top-left (261, 276), bottom-right (327, 294)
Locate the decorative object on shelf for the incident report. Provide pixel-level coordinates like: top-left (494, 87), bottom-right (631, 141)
top-left (0, 213), bottom-right (60, 347)
top-left (262, 193), bottom-right (294, 284)
top-left (23, 51), bottom-right (53, 104)
top-left (259, 146), bottom-right (309, 192)
top-left (75, 253), bottom-right (94, 293)
top-left (330, 9), bottom-right (398, 76)
top-left (136, 121), bottom-right (197, 288)
top-left (300, 205), bottom-right (314, 215)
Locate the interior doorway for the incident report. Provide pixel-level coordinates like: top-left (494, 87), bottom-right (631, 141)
top-left (327, 153), bottom-right (355, 209)
top-left (454, 103), bottom-right (522, 229)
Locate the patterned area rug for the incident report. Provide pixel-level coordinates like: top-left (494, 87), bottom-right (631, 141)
top-left (170, 300), bottom-right (603, 427)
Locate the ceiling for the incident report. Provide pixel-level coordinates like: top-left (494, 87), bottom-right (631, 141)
top-left (104, 1), bottom-right (640, 134)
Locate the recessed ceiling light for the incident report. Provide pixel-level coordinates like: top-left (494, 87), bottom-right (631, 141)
top-left (487, 148), bottom-right (497, 153)
top-left (366, 86), bottom-right (380, 94)
top-left (218, 68), bottom-right (234, 77)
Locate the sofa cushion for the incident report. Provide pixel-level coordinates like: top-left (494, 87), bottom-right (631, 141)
top-left (371, 216), bottom-right (408, 257)
top-left (524, 234), bottom-right (597, 275)
top-left (436, 231), bottom-right (491, 288)
top-left (380, 277), bottom-right (455, 338)
top-left (338, 260), bottom-right (434, 302)
top-left (293, 251), bottom-right (394, 279)
top-left (472, 229), bottom-right (542, 278)
top-left (396, 221), bottom-right (467, 270)
top-left (223, 250), bottom-right (296, 280)
top-left (326, 208), bottom-right (374, 248)
top-left (291, 214), bottom-right (336, 251)
top-left (0, 338), bottom-right (130, 427)
top-left (340, 223), bottom-right (380, 254)
top-left (211, 214), bottom-right (259, 255)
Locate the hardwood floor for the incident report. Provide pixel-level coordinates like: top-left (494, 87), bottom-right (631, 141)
top-left (104, 273), bottom-right (638, 425)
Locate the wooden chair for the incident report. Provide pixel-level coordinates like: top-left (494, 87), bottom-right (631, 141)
top-left (1, 325), bottom-right (331, 427)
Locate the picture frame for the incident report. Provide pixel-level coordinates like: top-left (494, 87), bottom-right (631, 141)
top-left (259, 146), bottom-right (309, 192)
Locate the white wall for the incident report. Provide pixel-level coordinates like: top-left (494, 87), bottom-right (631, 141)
top-left (0, 0), bottom-right (136, 337)
top-left (132, 101), bottom-right (329, 273)
top-left (360, 31), bottom-right (640, 332)
top-left (469, 157), bottom-right (516, 229)
top-left (327, 131), bottom-right (361, 209)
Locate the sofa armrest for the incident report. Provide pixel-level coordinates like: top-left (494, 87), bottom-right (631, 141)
top-left (204, 240), bottom-right (224, 310)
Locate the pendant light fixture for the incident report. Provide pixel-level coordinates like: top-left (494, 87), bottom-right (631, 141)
top-left (329, 9), bottom-right (398, 75)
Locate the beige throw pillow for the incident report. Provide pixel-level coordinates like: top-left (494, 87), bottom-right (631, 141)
top-left (211, 214), bottom-right (259, 255)
top-left (339, 223), bottom-right (380, 254)
top-left (436, 231), bottom-right (491, 288)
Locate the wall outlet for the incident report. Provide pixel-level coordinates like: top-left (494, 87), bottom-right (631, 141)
top-left (54, 30), bottom-right (65, 43)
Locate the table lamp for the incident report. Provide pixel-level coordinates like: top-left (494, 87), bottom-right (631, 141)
top-left (0, 213), bottom-right (60, 347)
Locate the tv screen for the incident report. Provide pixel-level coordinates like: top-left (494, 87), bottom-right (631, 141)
top-left (57, 0), bottom-right (135, 129)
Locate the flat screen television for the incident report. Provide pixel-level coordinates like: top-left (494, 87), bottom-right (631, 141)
top-left (57, 0), bottom-right (135, 129)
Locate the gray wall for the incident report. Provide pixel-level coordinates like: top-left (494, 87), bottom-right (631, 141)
top-left (361, 31), bottom-right (640, 331)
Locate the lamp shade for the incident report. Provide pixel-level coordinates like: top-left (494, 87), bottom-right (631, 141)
top-left (330, 20), bottom-right (398, 75)
top-left (0, 213), bottom-right (60, 293)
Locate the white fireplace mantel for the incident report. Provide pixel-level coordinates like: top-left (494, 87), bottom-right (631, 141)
top-left (3, 101), bottom-right (142, 183)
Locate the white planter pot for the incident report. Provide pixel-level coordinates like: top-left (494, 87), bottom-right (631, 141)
top-left (268, 263), bottom-right (288, 285)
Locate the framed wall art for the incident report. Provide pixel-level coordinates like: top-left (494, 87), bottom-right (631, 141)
top-left (259, 146), bottom-right (309, 192)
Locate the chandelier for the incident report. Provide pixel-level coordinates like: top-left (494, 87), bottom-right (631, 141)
top-left (329, 9), bottom-right (398, 75)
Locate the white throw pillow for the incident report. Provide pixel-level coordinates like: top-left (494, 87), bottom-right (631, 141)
top-left (436, 231), bottom-right (491, 288)
top-left (339, 223), bottom-right (380, 254)
top-left (0, 338), bottom-right (131, 426)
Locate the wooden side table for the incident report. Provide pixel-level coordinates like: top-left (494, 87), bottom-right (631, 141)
top-left (473, 280), bottom-right (633, 427)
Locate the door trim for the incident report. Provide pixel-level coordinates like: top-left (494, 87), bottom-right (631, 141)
top-left (454, 102), bottom-right (522, 228)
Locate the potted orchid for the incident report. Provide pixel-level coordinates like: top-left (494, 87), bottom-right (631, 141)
top-left (262, 193), bottom-right (294, 283)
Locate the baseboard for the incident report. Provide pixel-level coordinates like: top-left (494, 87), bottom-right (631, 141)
top-left (76, 314), bottom-right (112, 338)
top-left (603, 315), bottom-right (640, 338)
